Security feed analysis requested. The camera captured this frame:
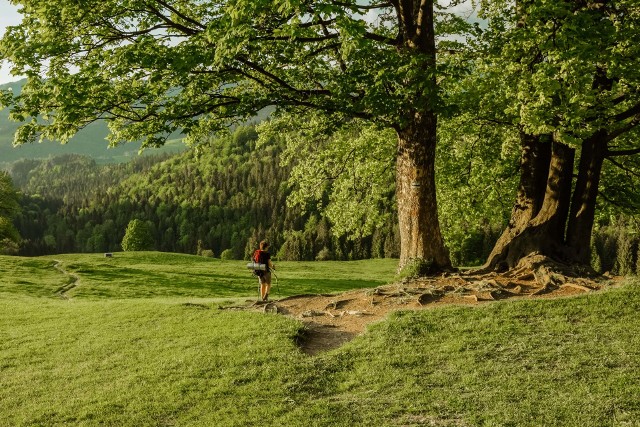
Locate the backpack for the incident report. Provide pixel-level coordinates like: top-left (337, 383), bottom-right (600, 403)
top-left (250, 249), bottom-right (267, 277)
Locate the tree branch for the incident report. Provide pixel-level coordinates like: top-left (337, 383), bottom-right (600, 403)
top-left (298, 18), bottom-right (338, 28)
top-left (153, 0), bottom-right (207, 30)
top-left (319, 21), bottom-right (347, 73)
top-left (611, 101), bottom-right (640, 123)
top-left (363, 31), bottom-right (401, 45)
top-left (605, 157), bottom-right (640, 178)
top-left (332, 1), bottom-right (393, 10)
top-left (236, 57), bottom-right (298, 92)
top-left (606, 146), bottom-right (640, 157)
top-left (279, 96), bottom-right (374, 121)
top-left (144, 3), bottom-right (201, 36)
top-left (397, 0), bottom-right (416, 40)
top-left (603, 117), bottom-right (640, 143)
top-left (305, 43), bottom-right (342, 59)
top-left (251, 34), bottom-right (339, 42)
top-left (388, 0), bottom-right (404, 44)
top-left (416, 0), bottom-right (431, 39)
top-left (103, 23), bottom-right (170, 39)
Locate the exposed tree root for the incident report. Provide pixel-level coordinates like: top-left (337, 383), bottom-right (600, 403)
top-left (234, 255), bottom-right (615, 355)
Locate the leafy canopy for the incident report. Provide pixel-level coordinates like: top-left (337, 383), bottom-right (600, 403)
top-left (0, 0), bottom-right (475, 148)
top-left (473, 0), bottom-right (640, 145)
top-left (121, 219), bottom-right (154, 251)
top-left (259, 113), bottom-right (395, 238)
top-left (471, 0), bottom-right (640, 217)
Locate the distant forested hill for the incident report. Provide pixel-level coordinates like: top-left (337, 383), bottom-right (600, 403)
top-left (9, 126), bottom-right (400, 260)
top-left (0, 80), bottom-right (186, 167)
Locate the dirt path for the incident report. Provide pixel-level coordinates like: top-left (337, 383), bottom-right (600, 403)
top-left (249, 270), bottom-right (615, 355)
top-left (53, 260), bottom-right (80, 299)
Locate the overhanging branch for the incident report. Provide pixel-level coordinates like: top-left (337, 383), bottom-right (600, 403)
top-left (612, 101), bottom-right (640, 123)
top-left (330, 1), bottom-right (392, 10)
top-left (605, 157), bottom-right (640, 178)
top-left (606, 146), bottom-right (640, 157)
top-left (603, 117), bottom-right (640, 143)
top-left (153, 0), bottom-right (207, 30)
top-left (251, 34), bottom-right (339, 42)
top-left (363, 31), bottom-right (401, 45)
top-left (144, 3), bottom-right (201, 36)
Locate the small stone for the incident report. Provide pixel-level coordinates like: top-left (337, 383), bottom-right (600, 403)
top-left (300, 310), bottom-right (325, 318)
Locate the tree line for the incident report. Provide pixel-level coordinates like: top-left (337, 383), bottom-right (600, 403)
top-left (4, 121), bottom-right (638, 274)
top-left (7, 126), bottom-right (400, 261)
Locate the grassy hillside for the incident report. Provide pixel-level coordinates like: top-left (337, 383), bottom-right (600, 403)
top-left (0, 80), bottom-right (187, 167)
top-left (1, 253), bottom-right (639, 426)
top-left (0, 252), bottom-right (398, 300)
top-left (1, 80), bottom-right (272, 167)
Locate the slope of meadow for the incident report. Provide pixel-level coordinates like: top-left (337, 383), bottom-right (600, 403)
top-left (0, 80), bottom-right (187, 167)
top-left (1, 253), bottom-right (639, 426)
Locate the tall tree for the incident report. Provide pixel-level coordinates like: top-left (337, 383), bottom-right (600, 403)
top-left (121, 219), bottom-right (155, 251)
top-left (473, 0), bottom-right (640, 270)
top-left (0, 171), bottom-right (21, 254)
top-left (0, 0), bottom-right (476, 271)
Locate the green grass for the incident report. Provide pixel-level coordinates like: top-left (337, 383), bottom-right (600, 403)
top-left (0, 257), bottom-right (66, 297)
top-left (329, 284), bottom-right (640, 426)
top-left (1, 252), bottom-right (640, 426)
top-left (0, 252), bottom-right (398, 300)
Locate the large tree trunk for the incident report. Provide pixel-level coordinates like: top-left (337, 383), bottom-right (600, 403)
top-left (482, 132), bottom-right (551, 270)
top-left (396, 112), bottom-right (452, 271)
top-left (393, 0), bottom-right (451, 272)
top-left (483, 139), bottom-right (575, 270)
top-left (480, 2), bottom-right (615, 274)
top-left (565, 132), bottom-right (607, 264)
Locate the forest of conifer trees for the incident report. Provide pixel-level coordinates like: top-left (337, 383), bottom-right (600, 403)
top-left (7, 126), bottom-right (401, 262)
top-left (3, 123), bottom-right (638, 274)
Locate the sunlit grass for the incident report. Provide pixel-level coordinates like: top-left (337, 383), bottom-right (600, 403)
top-left (1, 253), bottom-right (639, 426)
top-left (0, 252), bottom-right (398, 300)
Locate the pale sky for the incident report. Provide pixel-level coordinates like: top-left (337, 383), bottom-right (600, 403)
top-left (0, 0), bottom-right (22, 84)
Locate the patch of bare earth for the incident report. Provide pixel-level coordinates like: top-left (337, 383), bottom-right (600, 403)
top-left (245, 256), bottom-right (620, 356)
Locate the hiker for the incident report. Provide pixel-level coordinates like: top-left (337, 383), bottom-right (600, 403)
top-left (254, 240), bottom-right (275, 301)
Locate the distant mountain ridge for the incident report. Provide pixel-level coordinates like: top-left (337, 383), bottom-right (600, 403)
top-left (0, 79), bottom-right (186, 168)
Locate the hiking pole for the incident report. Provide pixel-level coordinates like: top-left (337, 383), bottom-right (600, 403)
top-left (272, 270), bottom-right (278, 297)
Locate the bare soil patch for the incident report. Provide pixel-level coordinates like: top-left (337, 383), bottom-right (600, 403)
top-left (244, 257), bottom-right (619, 355)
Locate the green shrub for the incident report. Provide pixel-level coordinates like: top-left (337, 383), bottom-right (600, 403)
top-left (590, 241), bottom-right (602, 274)
top-left (201, 249), bottom-right (215, 258)
top-left (220, 249), bottom-right (235, 260)
top-left (593, 229), bottom-right (617, 273)
top-left (615, 231), bottom-right (637, 276)
top-left (315, 247), bottom-right (333, 261)
top-left (0, 237), bottom-right (20, 255)
top-left (592, 216), bottom-right (640, 275)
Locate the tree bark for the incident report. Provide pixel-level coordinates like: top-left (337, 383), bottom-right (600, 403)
top-left (481, 1), bottom-right (620, 273)
top-left (483, 139), bottom-right (575, 270)
top-left (482, 132), bottom-right (551, 270)
top-left (565, 132), bottom-right (607, 264)
top-left (392, 0), bottom-right (451, 272)
top-left (396, 112), bottom-right (452, 271)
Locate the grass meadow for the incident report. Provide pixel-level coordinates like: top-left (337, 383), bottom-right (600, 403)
top-left (1, 252), bottom-right (639, 426)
